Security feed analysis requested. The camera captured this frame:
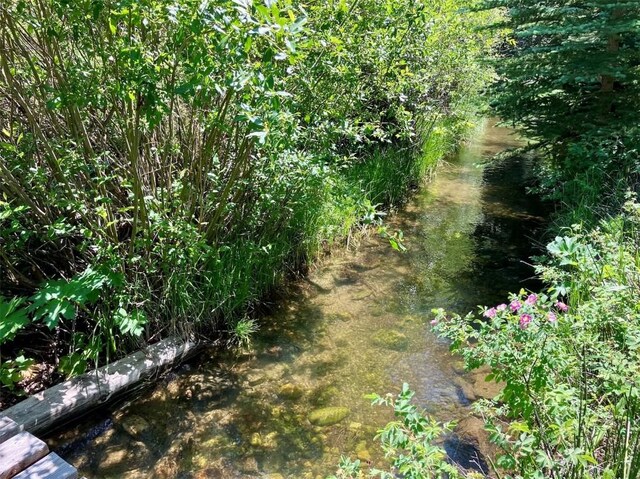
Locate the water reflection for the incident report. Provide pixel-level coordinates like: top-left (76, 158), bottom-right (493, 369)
top-left (47, 119), bottom-right (546, 478)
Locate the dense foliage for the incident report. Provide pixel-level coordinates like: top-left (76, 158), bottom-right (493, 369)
top-left (435, 199), bottom-right (640, 478)
top-left (338, 201), bottom-right (640, 478)
top-left (0, 0), bottom-right (495, 396)
top-left (482, 0), bottom-right (640, 213)
top-left (334, 2), bottom-right (640, 477)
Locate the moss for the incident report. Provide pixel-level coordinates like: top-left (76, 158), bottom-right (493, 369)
top-left (308, 407), bottom-right (350, 426)
top-left (373, 329), bottom-right (409, 351)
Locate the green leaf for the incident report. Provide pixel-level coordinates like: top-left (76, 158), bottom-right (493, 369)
top-left (114, 308), bottom-right (147, 337)
top-left (0, 297), bottom-right (29, 344)
top-left (59, 353), bottom-right (88, 377)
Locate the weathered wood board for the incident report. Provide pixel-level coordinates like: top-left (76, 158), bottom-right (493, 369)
top-left (13, 453), bottom-right (78, 479)
top-left (0, 336), bottom-right (199, 435)
top-left (0, 431), bottom-right (48, 479)
top-left (0, 417), bottom-right (20, 443)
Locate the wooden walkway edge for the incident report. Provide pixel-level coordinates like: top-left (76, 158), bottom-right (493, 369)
top-left (1, 337), bottom-right (198, 435)
top-left (0, 336), bottom-right (200, 478)
top-left (0, 418), bottom-right (76, 478)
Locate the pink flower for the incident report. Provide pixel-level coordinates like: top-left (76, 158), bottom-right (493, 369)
top-left (547, 312), bottom-right (557, 323)
top-left (519, 314), bottom-right (532, 329)
top-left (525, 294), bottom-right (538, 306)
top-left (555, 301), bottom-right (569, 312)
top-left (430, 319), bottom-right (438, 326)
top-left (496, 304), bottom-right (507, 312)
top-left (484, 307), bottom-right (497, 318)
top-left (510, 300), bottom-right (522, 312)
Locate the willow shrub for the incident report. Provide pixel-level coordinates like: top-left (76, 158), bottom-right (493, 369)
top-left (0, 0), bottom-right (495, 387)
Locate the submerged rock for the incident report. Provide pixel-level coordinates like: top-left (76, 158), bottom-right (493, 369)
top-left (250, 433), bottom-right (263, 447)
top-left (355, 440), bottom-right (371, 461)
top-left (153, 432), bottom-right (195, 478)
top-left (240, 456), bottom-right (259, 474)
top-left (373, 329), bottom-right (409, 351)
top-left (453, 378), bottom-right (476, 405)
top-left (348, 422), bottom-right (362, 433)
top-left (312, 385), bottom-right (340, 406)
top-left (444, 433), bottom-right (489, 476)
top-left (99, 439), bottom-right (153, 475)
top-left (351, 289), bottom-right (373, 300)
top-left (308, 407), bottom-right (350, 426)
top-left (469, 367), bottom-right (503, 400)
top-left (99, 446), bottom-right (127, 472)
top-left (263, 432), bottom-right (279, 449)
top-left (246, 372), bottom-right (266, 386)
top-left (117, 415), bottom-right (151, 440)
top-left (448, 416), bottom-right (499, 476)
top-left (249, 432), bottom-right (278, 449)
top-left (278, 383), bottom-right (305, 400)
top-left (327, 312), bottom-right (354, 322)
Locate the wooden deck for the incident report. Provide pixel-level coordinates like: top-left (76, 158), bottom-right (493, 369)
top-left (0, 417), bottom-right (78, 478)
top-left (0, 337), bottom-right (198, 478)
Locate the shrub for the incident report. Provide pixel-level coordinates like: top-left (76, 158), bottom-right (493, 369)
top-left (0, 0), bottom-right (496, 394)
top-left (434, 198), bottom-right (640, 478)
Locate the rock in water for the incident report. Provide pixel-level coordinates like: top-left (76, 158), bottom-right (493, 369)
top-left (308, 407), bottom-right (350, 426)
top-left (117, 414), bottom-right (150, 440)
top-left (372, 329), bottom-right (409, 351)
top-left (278, 383), bottom-right (305, 400)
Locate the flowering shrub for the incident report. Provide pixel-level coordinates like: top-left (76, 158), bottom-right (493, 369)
top-left (432, 201), bottom-right (640, 479)
top-left (433, 290), bottom-right (572, 428)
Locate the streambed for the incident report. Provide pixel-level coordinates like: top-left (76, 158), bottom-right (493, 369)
top-left (47, 119), bottom-right (546, 478)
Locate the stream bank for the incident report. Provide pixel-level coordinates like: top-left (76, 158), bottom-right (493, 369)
top-left (47, 119), bottom-right (547, 478)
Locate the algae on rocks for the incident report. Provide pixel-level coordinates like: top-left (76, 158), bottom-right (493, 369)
top-left (308, 407), bottom-right (350, 426)
top-left (373, 329), bottom-right (409, 351)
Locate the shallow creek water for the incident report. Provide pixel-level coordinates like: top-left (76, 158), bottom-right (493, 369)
top-left (47, 119), bottom-right (546, 478)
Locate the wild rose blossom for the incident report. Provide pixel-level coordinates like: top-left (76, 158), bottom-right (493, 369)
top-left (547, 312), bottom-right (557, 323)
top-left (430, 319), bottom-right (438, 326)
top-left (484, 307), bottom-right (497, 318)
top-left (496, 303), bottom-right (507, 312)
top-left (525, 294), bottom-right (538, 305)
top-left (555, 301), bottom-right (569, 312)
top-left (519, 314), bottom-right (532, 329)
top-left (510, 300), bottom-right (522, 312)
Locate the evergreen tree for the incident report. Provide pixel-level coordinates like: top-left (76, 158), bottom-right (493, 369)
top-left (482, 0), bottom-right (640, 199)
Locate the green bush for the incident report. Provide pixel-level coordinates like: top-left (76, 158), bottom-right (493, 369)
top-left (0, 0), bottom-right (496, 390)
top-left (434, 198), bottom-right (640, 478)
top-left (330, 384), bottom-right (462, 479)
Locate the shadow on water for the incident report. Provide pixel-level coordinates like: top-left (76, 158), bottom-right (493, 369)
top-left (46, 119), bottom-right (548, 478)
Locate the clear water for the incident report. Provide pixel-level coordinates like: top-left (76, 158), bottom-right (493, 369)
top-left (47, 119), bottom-right (546, 479)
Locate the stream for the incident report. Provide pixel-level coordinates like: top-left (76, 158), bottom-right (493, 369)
top-left (47, 119), bottom-right (546, 478)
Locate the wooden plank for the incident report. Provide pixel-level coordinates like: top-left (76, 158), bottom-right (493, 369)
top-left (0, 417), bottom-right (20, 444)
top-left (0, 336), bottom-right (200, 434)
top-left (13, 453), bottom-right (78, 479)
top-left (0, 431), bottom-right (48, 479)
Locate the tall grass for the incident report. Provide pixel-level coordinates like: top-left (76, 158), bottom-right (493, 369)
top-left (0, 0), bottom-right (496, 390)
